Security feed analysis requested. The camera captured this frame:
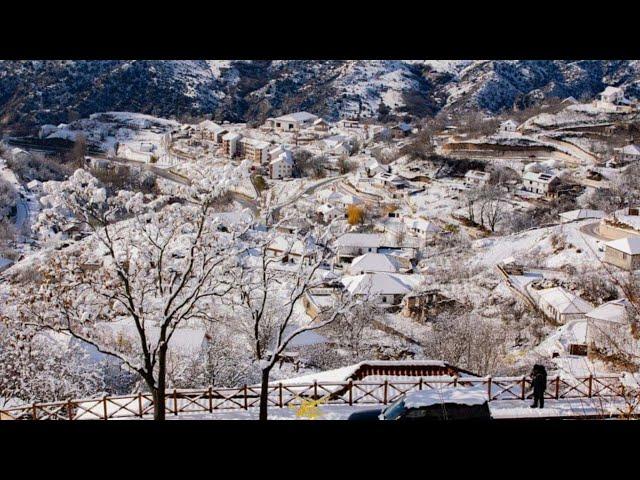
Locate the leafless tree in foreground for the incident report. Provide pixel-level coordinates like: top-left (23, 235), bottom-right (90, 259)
top-left (225, 230), bottom-right (356, 421)
top-left (5, 168), bottom-right (249, 420)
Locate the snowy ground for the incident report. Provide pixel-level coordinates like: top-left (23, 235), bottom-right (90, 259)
top-left (470, 218), bottom-right (604, 269)
top-left (163, 397), bottom-right (630, 420)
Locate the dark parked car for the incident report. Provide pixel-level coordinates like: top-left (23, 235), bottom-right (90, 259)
top-left (348, 386), bottom-right (491, 421)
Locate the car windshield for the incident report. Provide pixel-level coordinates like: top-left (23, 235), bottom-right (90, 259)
top-left (381, 397), bottom-right (406, 420)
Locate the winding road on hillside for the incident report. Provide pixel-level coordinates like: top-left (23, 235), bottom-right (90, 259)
top-left (270, 174), bottom-right (347, 217)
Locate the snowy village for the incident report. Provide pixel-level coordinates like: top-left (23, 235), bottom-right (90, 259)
top-left (2, 61), bottom-right (640, 421)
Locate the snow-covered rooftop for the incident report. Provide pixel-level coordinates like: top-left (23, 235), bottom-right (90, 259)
top-left (342, 272), bottom-right (414, 296)
top-left (403, 386), bottom-right (488, 408)
top-left (267, 235), bottom-right (308, 256)
top-left (538, 287), bottom-right (593, 315)
top-left (586, 298), bottom-right (632, 325)
top-left (559, 209), bottom-right (605, 222)
top-left (522, 171), bottom-right (558, 184)
top-left (464, 170), bottom-right (490, 181)
top-left (403, 216), bottom-right (441, 233)
top-left (335, 233), bottom-right (383, 248)
top-left (275, 360), bottom-right (452, 386)
top-left (198, 120), bottom-right (226, 133)
top-left (616, 144), bottom-right (640, 156)
top-left (349, 253), bottom-right (401, 274)
top-left (274, 112), bottom-right (319, 123)
top-left (241, 137), bottom-right (270, 149)
top-left (222, 132), bottom-right (241, 141)
top-left (601, 86), bottom-right (623, 96)
top-left (605, 236), bottom-right (640, 255)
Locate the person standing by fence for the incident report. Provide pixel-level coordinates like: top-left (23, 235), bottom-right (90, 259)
top-left (530, 364), bottom-right (547, 408)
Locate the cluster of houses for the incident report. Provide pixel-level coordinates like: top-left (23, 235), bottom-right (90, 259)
top-left (264, 229), bottom-right (433, 313)
top-left (515, 274), bottom-right (637, 360)
top-left (594, 86), bottom-right (634, 111)
top-left (189, 119), bottom-right (296, 180)
top-left (168, 112), bottom-right (396, 181)
top-left (607, 143), bottom-right (640, 168)
top-left (334, 234), bottom-right (432, 314)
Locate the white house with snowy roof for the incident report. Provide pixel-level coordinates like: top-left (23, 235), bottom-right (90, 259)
top-left (335, 233), bottom-right (383, 263)
top-left (586, 298), bottom-right (637, 357)
top-left (315, 189), bottom-right (362, 209)
top-left (521, 171), bottom-right (560, 196)
top-left (402, 216), bottom-right (441, 238)
top-left (532, 286), bottom-right (594, 324)
top-left (559, 209), bottom-right (605, 223)
top-left (316, 203), bottom-right (342, 223)
top-left (348, 253), bottom-right (402, 275)
top-left (265, 112), bottom-right (320, 132)
top-left (269, 151), bottom-right (294, 179)
top-left (265, 235), bottom-right (314, 264)
top-left (604, 236), bottom-right (640, 270)
top-left (464, 170), bottom-right (491, 187)
top-left (598, 86), bottom-right (625, 105)
top-left (197, 120), bottom-right (227, 143)
top-left (222, 132), bottom-right (242, 157)
top-left (364, 158), bottom-right (390, 177)
top-left (614, 144), bottom-right (640, 164)
top-left (341, 272), bottom-right (416, 305)
top-left (116, 143), bottom-right (157, 163)
top-left (499, 119), bottom-right (518, 133)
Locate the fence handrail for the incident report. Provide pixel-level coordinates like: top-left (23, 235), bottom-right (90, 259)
top-left (0, 374), bottom-right (627, 420)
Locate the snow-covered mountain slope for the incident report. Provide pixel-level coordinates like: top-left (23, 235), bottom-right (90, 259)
top-left (2, 60), bottom-right (640, 132)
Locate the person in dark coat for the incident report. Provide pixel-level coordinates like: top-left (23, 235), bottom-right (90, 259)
top-left (530, 364), bottom-right (547, 408)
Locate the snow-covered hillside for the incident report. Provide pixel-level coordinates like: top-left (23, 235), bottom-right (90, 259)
top-left (4, 60), bottom-right (640, 132)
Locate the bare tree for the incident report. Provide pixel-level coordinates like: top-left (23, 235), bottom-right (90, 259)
top-left (478, 186), bottom-right (506, 233)
top-left (326, 302), bottom-right (381, 361)
top-left (463, 187), bottom-right (481, 224)
top-left (226, 228), bottom-right (355, 420)
top-left (67, 134), bottom-right (88, 168)
top-left (422, 312), bottom-right (510, 375)
top-left (5, 168), bottom-right (249, 420)
top-left (0, 319), bottom-right (104, 407)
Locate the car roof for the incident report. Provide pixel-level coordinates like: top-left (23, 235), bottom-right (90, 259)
top-left (403, 387), bottom-right (488, 409)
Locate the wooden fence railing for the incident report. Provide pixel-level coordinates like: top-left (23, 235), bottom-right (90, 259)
top-left (0, 374), bottom-right (626, 420)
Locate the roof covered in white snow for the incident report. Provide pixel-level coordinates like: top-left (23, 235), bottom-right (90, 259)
top-left (403, 386), bottom-right (488, 408)
top-left (335, 233), bottom-right (383, 248)
top-left (274, 112), bottom-right (319, 123)
top-left (606, 236), bottom-right (640, 255)
top-left (559, 209), bottom-right (605, 222)
top-left (350, 253), bottom-right (401, 274)
top-left (538, 287), bottom-right (594, 315)
top-left (522, 171), bottom-right (558, 184)
top-left (586, 298), bottom-right (632, 324)
top-left (342, 272), bottom-right (414, 296)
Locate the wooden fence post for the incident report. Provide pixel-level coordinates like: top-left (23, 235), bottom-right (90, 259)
top-left (418, 378), bottom-right (423, 391)
top-left (313, 380), bottom-right (318, 399)
top-left (487, 376), bottom-right (492, 400)
top-left (67, 400), bottom-right (74, 420)
top-left (173, 389), bottom-right (178, 415)
top-left (588, 375), bottom-right (593, 398)
top-left (138, 392), bottom-right (143, 418)
top-left (32, 403), bottom-right (38, 420)
top-left (279, 383), bottom-right (283, 408)
top-left (103, 396), bottom-right (108, 420)
top-left (383, 380), bottom-right (389, 405)
top-left (348, 380), bottom-right (353, 406)
top-left (453, 375), bottom-right (458, 387)
top-left (555, 376), bottom-right (560, 400)
top-left (243, 385), bottom-right (248, 410)
top-left (521, 376), bottom-right (526, 400)
top-left (208, 387), bottom-right (213, 413)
